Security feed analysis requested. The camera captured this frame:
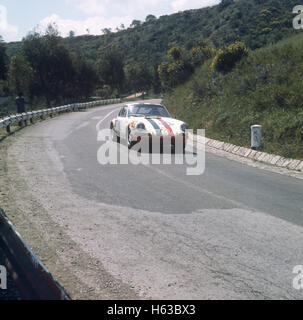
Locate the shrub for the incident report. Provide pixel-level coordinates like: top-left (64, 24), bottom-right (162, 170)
top-left (190, 46), bottom-right (216, 66)
top-left (158, 60), bottom-right (193, 88)
top-left (168, 46), bottom-right (182, 61)
top-left (211, 42), bottom-right (248, 74)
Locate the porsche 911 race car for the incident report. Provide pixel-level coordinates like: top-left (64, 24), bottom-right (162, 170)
top-left (110, 103), bottom-right (189, 151)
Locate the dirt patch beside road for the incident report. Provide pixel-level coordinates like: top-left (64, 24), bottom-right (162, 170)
top-left (0, 128), bottom-right (138, 300)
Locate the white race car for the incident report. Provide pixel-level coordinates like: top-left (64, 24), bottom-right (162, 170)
top-left (110, 103), bottom-right (189, 151)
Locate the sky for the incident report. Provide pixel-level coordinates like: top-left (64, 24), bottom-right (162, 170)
top-left (0, 0), bottom-right (220, 43)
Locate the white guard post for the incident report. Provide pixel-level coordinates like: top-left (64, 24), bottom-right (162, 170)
top-left (251, 125), bottom-right (262, 150)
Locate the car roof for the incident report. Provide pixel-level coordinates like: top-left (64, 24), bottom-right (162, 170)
top-left (126, 103), bottom-right (163, 108)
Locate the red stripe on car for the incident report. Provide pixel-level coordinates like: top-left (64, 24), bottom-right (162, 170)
top-left (157, 119), bottom-right (174, 135)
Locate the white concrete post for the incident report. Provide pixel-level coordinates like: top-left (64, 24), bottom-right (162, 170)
top-left (251, 125), bottom-right (262, 150)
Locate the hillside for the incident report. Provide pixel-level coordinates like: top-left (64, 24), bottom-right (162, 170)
top-left (2, 0), bottom-right (303, 158)
top-left (6, 0), bottom-right (299, 67)
top-left (163, 33), bottom-right (303, 160)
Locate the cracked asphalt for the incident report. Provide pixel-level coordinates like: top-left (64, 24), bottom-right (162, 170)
top-left (1, 100), bottom-right (303, 300)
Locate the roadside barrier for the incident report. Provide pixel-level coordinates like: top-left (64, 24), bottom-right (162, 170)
top-left (0, 99), bottom-right (121, 133)
top-left (0, 208), bottom-right (70, 300)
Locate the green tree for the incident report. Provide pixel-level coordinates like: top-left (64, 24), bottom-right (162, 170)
top-left (151, 64), bottom-right (162, 94)
top-left (8, 55), bottom-right (34, 95)
top-left (158, 46), bottom-right (193, 89)
top-left (102, 28), bottom-right (112, 35)
top-left (168, 46), bottom-right (182, 61)
top-left (22, 24), bottom-right (76, 106)
top-left (219, 0), bottom-right (234, 9)
top-left (190, 45), bottom-right (216, 66)
top-left (126, 63), bottom-right (152, 94)
top-left (146, 15), bottom-right (157, 23)
top-left (0, 37), bottom-right (8, 81)
top-left (211, 42), bottom-right (248, 74)
top-left (71, 55), bottom-right (99, 100)
top-left (98, 46), bottom-right (125, 97)
top-left (158, 62), bottom-right (170, 89)
top-left (131, 20), bottom-right (142, 28)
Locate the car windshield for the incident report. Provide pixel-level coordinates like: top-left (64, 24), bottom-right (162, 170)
top-left (128, 104), bottom-right (171, 118)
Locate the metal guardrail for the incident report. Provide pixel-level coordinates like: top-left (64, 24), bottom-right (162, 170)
top-left (0, 99), bottom-right (121, 133)
top-left (0, 98), bottom-right (120, 299)
top-left (0, 208), bottom-right (70, 300)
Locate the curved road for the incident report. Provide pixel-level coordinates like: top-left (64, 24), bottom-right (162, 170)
top-left (3, 100), bottom-right (303, 300)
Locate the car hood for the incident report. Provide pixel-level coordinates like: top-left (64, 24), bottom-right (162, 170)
top-left (129, 117), bottom-right (186, 136)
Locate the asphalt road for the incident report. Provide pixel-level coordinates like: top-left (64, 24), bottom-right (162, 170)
top-left (4, 100), bottom-right (303, 299)
top-left (61, 101), bottom-right (303, 225)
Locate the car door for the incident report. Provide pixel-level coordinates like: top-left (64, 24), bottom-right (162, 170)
top-left (119, 107), bottom-right (129, 140)
top-left (116, 107), bottom-right (128, 139)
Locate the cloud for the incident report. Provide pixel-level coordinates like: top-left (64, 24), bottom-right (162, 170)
top-left (66, 0), bottom-right (165, 18)
top-left (40, 0), bottom-right (221, 38)
top-left (67, 0), bottom-right (220, 16)
top-left (171, 0), bottom-right (221, 12)
top-left (0, 5), bottom-right (19, 42)
top-left (39, 14), bottom-right (133, 37)
top-left (0, 23), bottom-right (19, 42)
top-left (65, 0), bottom-right (108, 16)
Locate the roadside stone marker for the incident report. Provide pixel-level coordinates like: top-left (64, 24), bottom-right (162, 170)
top-left (251, 125), bottom-right (262, 150)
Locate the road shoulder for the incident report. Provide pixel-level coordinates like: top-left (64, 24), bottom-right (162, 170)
top-left (189, 134), bottom-right (303, 180)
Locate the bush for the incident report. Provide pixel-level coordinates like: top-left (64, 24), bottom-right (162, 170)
top-left (158, 60), bottom-right (193, 89)
top-left (211, 42), bottom-right (248, 74)
top-left (190, 46), bottom-right (216, 66)
top-left (158, 46), bottom-right (194, 89)
top-left (168, 46), bottom-right (182, 61)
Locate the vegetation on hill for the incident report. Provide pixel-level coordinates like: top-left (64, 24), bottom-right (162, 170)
top-left (163, 33), bottom-right (303, 159)
top-left (1, 0), bottom-right (303, 160)
top-left (6, 0), bottom-right (299, 65)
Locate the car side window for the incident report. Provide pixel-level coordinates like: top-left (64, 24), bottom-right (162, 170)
top-left (119, 108), bottom-right (124, 117)
top-left (119, 107), bottom-right (127, 118)
top-left (121, 108), bottom-right (127, 118)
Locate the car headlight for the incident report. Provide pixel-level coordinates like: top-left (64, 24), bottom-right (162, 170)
top-left (181, 123), bottom-right (189, 132)
top-left (137, 123), bottom-right (146, 130)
